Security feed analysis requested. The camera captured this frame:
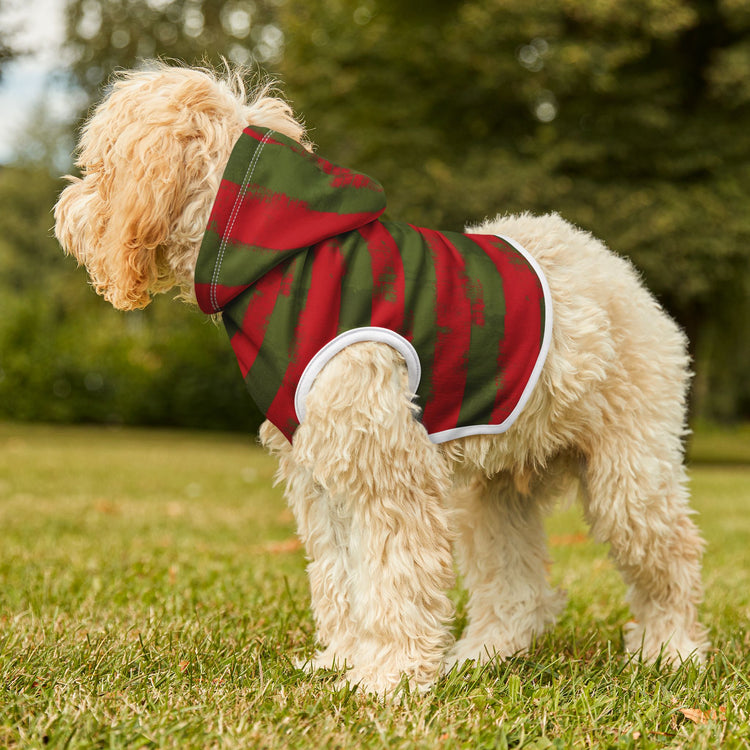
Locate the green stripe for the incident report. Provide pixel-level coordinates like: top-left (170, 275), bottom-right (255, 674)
top-left (221, 255), bottom-right (312, 415)
top-left (223, 131), bottom-right (264, 186)
top-left (195, 227), bottom-right (221, 287)
top-left (337, 233), bottom-right (373, 334)
top-left (382, 221), bottom-right (438, 406)
top-left (539, 291), bottom-right (547, 348)
top-left (252, 254), bottom-right (308, 414)
top-left (447, 232), bottom-right (507, 427)
top-left (211, 233), bottom-right (282, 290)
top-left (246, 131), bottom-right (384, 216)
top-left (223, 311), bottom-right (241, 341)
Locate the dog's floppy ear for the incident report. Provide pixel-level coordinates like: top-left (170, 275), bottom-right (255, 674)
top-left (74, 113), bottom-right (206, 310)
top-left (55, 115), bottom-right (196, 310)
top-left (55, 66), bottom-right (245, 310)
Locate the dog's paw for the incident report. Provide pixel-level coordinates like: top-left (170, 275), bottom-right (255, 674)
top-left (447, 587), bottom-right (567, 672)
top-left (445, 638), bottom-right (524, 673)
top-left (624, 620), bottom-right (709, 666)
top-left (337, 667), bottom-right (434, 699)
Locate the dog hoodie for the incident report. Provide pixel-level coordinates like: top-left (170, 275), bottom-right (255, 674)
top-left (195, 126), bottom-right (552, 444)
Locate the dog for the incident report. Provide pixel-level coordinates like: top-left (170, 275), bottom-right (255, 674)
top-left (54, 63), bottom-right (708, 695)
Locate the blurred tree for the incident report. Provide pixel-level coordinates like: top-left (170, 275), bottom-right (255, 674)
top-left (63, 0), bottom-right (284, 98)
top-left (1, 0), bottom-right (282, 431)
top-left (5, 0), bottom-right (745, 425)
top-left (0, 163), bottom-right (264, 430)
top-left (0, 0), bottom-right (20, 79)
top-left (278, 0), bottom-right (750, 420)
top-left (10, 100), bottom-right (78, 174)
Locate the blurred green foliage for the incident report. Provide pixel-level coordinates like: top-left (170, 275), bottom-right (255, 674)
top-left (63, 0), bottom-right (282, 95)
top-left (0, 164), bottom-right (262, 430)
top-left (279, 0), bottom-right (750, 421)
top-left (0, 0), bottom-right (748, 428)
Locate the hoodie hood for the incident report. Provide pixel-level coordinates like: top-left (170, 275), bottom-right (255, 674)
top-left (195, 126), bottom-right (386, 314)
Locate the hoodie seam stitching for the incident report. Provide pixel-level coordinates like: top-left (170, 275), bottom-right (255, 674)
top-left (209, 129), bottom-right (273, 312)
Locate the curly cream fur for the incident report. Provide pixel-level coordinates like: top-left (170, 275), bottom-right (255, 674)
top-left (55, 64), bottom-right (708, 696)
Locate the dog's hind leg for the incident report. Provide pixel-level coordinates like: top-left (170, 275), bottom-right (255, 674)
top-left (581, 434), bottom-right (708, 664)
top-left (289, 342), bottom-right (456, 695)
top-left (447, 469), bottom-right (567, 669)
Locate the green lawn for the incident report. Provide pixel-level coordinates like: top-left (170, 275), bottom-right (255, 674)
top-left (1, 422), bottom-right (748, 749)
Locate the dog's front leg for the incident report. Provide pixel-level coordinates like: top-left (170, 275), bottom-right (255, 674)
top-left (290, 342), bottom-right (455, 696)
top-left (260, 420), bottom-right (359, 671)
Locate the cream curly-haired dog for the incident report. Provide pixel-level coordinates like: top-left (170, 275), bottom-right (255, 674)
top-left (54, 63), bottom-right (707, 695)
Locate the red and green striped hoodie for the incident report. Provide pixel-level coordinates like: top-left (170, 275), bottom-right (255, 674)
top-left (195, 126), bottom-right (552, 444)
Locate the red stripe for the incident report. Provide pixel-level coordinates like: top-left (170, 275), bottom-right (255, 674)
top-left (243, 127), bottom-right (292, 149)
top-left (228, 265), bottom-right (286, 378)
top-left (359, 222), bottom-right (405, 330)
top-left (226, 184), bottom-right (380, 252)
top-left (204, 178), bottom-right (241, 239)
top-left (315, 158), bottom-right (381, 192)
top-left (417, 228), bottom-right (471, 431)
top-left (469, 235), bottom-right (543, 424)
top-left (265, 240), bottom-right (345, 440)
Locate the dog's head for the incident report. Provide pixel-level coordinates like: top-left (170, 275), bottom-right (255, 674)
top-left (54, 63), bottom-right (307, 310)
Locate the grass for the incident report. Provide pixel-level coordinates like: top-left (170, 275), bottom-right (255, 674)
top-left (0, 421), bottom-right (749, 749)
top-left (687, 421), bottom-right (750, 465)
